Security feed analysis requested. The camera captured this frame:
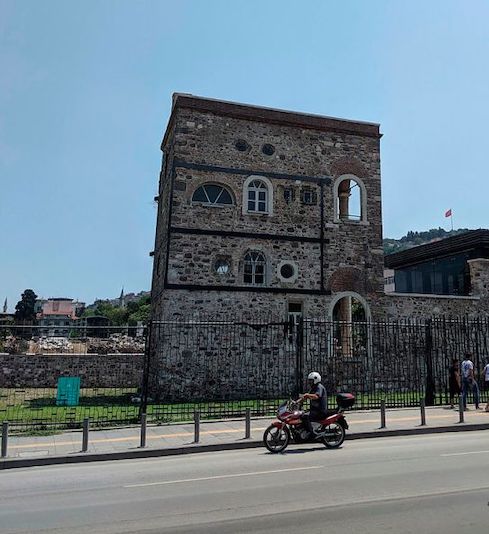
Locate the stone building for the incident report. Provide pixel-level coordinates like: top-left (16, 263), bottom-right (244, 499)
top-left (151, 94), bottom-right (384, 322)
top-left (150, 94), bottom-right (489, 322)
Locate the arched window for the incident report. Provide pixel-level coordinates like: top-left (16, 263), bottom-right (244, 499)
top-left (333, 174), bottom-right (367, 222)
top-left (247, 180), bottom-right (269, 213)
top-left (243, 251), bottom-right (266, 285)
top-left (192, 184), bottom-right (234, 206)
top-left (242, 176), bottom-right (273, 215)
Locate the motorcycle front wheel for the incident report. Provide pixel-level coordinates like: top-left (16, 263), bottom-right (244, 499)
top-left (263, 424), bottom-right (290, 453)
top-left (322, 422), bottom-right (345, 449)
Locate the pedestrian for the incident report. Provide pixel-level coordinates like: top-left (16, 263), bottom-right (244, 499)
top-left (461, 352), bottom-right (480, 410)
top-left (481, 358), bottom-right (489, 412)
top-left (448, 358), bottom-right (461, 409)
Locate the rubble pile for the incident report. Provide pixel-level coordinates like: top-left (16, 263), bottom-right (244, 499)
top-left (35, 337), bottom-right (76, 353)
top-left (0, 336), bottom-right (29, 354)
top-left (86, 334), bottom-right (145, 354)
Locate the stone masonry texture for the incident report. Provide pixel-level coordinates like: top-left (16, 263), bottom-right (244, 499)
top-left (0, 353), bottom-right (143, 388)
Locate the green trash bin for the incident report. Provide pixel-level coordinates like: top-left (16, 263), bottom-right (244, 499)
top-left (56, 377), bottom-right (81, 406)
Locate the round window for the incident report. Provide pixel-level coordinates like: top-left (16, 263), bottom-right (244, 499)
top-left (280, 263), bottom-right (295, 279)
top-left (215, 259), bottom-right (230, 275)
top-left (262, 143), bottom-right (275, 156)
top-left (235, 139), bottom-right (250, 152)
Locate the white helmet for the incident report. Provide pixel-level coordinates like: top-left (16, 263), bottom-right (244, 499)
top-left (307, 371), bottom-right (321, 384)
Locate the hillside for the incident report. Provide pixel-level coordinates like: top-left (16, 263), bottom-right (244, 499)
top-left (383, 228), bottom-right (472, 256)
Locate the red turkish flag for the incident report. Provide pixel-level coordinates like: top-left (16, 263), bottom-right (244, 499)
top-left (445, 209), bottom-right (452, 218)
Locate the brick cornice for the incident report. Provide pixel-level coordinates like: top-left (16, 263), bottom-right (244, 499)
top-left (162, 94), bottom-right (382, 149)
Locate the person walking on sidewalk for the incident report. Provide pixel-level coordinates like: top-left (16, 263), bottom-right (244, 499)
top-left (461, 352), bottom-right (480, 410)
top-left (482, 359), bottom-right (489, 412)
top-left (448, 358), bottom-right (461, 408)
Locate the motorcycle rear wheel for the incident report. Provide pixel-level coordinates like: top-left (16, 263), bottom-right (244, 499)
top-left (263, 425), bottom-right (290, 453)
top-left (322, 422), bottom-right (345, 448)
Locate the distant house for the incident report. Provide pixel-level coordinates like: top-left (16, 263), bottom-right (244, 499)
top-left (384, 229), bottom-right (489, 296)
top-left (37, 298), bottom-right (85, 337)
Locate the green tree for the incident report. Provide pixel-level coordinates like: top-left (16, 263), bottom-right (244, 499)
top-left (82, 294), bottom-right (151, 326)
top-left (14, 289), bottom-right (38, 323)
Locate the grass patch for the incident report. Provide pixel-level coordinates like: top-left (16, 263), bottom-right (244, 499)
top-left (2, 387), bottom-right (487, 432)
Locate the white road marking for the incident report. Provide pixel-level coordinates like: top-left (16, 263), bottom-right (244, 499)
top-left (124, 465), bottom-right (323, 488)
top-left (441, 450), bottom-right (489, 457)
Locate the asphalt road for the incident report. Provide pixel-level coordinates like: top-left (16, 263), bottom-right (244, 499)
top-left (1, 432), bottom-right (489, 533)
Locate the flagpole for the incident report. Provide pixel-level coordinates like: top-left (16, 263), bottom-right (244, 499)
top-left (451, 213), bottom-right (454, 231)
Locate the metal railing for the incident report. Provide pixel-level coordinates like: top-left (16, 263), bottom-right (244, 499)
top-left (1, 317), bottom-right (488, 431)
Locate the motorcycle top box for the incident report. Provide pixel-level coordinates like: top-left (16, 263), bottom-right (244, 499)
top-left (336, 393), bottom-right (355, 409)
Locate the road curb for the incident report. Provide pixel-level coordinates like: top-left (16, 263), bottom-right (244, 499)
top-left (2, 422), bottom-right (489, 470)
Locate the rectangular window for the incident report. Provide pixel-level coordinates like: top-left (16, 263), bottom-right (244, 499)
top-left (287, 302), bottom-right (303, 340)
top-left (248, 200), bottom-right (255, 211)
top-left (283, 188), bottom-right (295, 204)
top-left (301, 188), bottom-right (317, 205)
top-left (258, 201), bottom-right (266, 212)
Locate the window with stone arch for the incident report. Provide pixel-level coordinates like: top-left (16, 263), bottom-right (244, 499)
top-left (333, 174), bottom-right (367, 223)
top-left (192, 183), bottom-right (234, 206)
top-left (243, 251), bottom-right (266, 285)
top-left (243, 176), bottom-right (273, 215)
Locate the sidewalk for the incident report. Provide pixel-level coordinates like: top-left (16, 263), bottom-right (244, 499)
top-left (2, 406), bottom-right (489, 469)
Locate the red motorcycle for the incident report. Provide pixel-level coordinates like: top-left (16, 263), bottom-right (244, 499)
top-left (263, 393), bottom-right (355, 453)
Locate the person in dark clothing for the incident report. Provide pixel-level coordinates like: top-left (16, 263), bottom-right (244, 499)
top-left (448, 358), bottom-right (461, 408)
top-left (298, 371), bottom-right (328, 436)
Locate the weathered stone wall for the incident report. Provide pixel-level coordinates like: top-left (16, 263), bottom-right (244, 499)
top-left (378, 294), bottom-right (484, 320)
top-left (167, 235), bottom-right (322, 289)
top-left (0, 353), bottom-right (144, 388)
top-left (151, 121), bottom-right (177, 318)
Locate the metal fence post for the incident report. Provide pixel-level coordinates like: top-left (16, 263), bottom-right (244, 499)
top-left (140, 413), bottom-right (147, 448)
top-left (459, 395), bottom-right (465, 423)
top-left (380, 400), bottom-right (386, 429)
top-left (245, 408), bottom-right (251, 439)
top-left (194, 411), bottom-right (200, 443)
top-left (1, 421), bottom-right (8, 458)
top-left (294, 318), bottom-right (304, 398)
top-left (139, 322), bottom-right (152, 420)
top-left (82, 418), bottom-right (90, 452)
top-left (424, 319), bottom-right (435, 406)
top-left (420, 399), bottom-right (426, 426)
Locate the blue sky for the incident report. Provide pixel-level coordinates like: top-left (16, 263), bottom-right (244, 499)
top-left (1, 0), bottom-right (488, 310)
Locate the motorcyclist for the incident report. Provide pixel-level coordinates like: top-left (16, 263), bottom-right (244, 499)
top-left (298, 371), bottom-right (328, 436)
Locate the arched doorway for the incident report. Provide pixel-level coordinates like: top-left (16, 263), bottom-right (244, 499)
top-left (330, 292), bottom-right (370, 358)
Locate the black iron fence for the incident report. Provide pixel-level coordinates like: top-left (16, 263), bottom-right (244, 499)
top-left (1, 318), bottom-right (489, 430)
top-left (142, 316), bottom-right (489, 421)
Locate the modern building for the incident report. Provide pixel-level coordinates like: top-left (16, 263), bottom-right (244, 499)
top-left (384, 229), bottom-right (489, 297)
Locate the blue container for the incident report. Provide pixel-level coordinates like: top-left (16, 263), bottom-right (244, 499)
top-left (56, 377), bottom-right (81, 406)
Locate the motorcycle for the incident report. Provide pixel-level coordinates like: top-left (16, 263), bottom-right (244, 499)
top-left (263, 393), bottom-right (355, 453)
